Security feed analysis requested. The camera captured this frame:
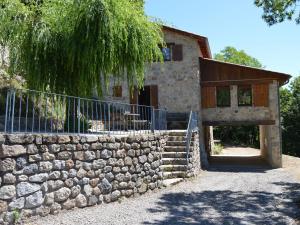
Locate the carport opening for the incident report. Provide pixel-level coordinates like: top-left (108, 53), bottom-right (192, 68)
top-left (205, 125), bottom-right (269, 166)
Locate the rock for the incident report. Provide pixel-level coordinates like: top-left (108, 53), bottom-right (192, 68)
top-left (99, 178), bottom-right (112, 194)
top-left (8, 197), bottom-right (24, 210)
top-left (115, 173), bottom-right (125, 182)
top-left (3, 173), bottom-right (16, 184)
top-left (91, 143), bottom-right (102, 150)
top-left (75, 194), bottom-right (87, 208)
top-left (58, 151), bottom-right (72, 160)
top-left (52, 160), bottom-right (65, 170)
top-left (23, 164), bottom-right (39, 175)
top-left (65, 179), bottom-right (74, 188)
top-left (43, 135), bottom-right (58, 144)
top-left (39, 145), bottom-right (49, 153)
top-left (0, 200), bottom-right (7, 213)
top-left (88, 196), bottom-right (98, 206)
top-left (65, 159), bottom-right (74, 169)
top-left (92, 159), bottom-right (106, 169)
top-left (111, 190), bottom-right (121, 201)
top-left (49, 144), bottom-right (61, 153)
top-left (74, 151), bottom-right (84, 160)
top-left (50, 202), bottom-right (61, 215)
top-left (29, 154), bottom-right (42, 162)
top-left (17, 175), bottom-right (28, 182)
top-left (48, 170), bottom-right (60, 180)
top-left (44, 193), bottom-right (54, 205)
top-left (36, 205), bottom-right (51, 217)
top-left (124, 157), bottom-right (133, 166)
top-left (0, 158), bottom-right (16, 173)
top-left (77, 168), bottom-right (87, 178)
top-left (115, 149), bottom-right (126, 158)
top-left (17, 182), bottom-right (40, 197)
top-left (84, 151), bottom-right (96, 161)
top-left (57, 135), bottom-right (70, 144)
top-left (29, 173), bottom-right (49, 183)
top-left (83, 136), bottom-right (98, 143)
top-left (39, 161), bottom-right (53, 172)
top-left (62, 199), bottom-right (76, 210)
top-left (25, 191), bottom-right (44, 209)
top-left (0, 145), bottom-right (26, 158)
top-left (69, 169), bottom-right (77, 178)
top-left (54, 187), bottom-right (71, 202)
top-left (83, 185), bottom-right (93, 196)
top-left (16, 156), bottom-right (27, 169)
top-left (105, 172), bottom-right (114, 182)
top-left (100, 149), bottom-right (112, 159)
top-left (27, 144), bottom-right (39, 154)
top-left (0, 185), bottom-right (16, 200)
top-left (61, 171), bottom-right (69, 180)
top-left (103, 166), bottom-right (112, 173)
top-left (42, 152), bottom-right (55, 161)
top-left (90, 178), bottom-right (99, 188)
top-left (47, 180), bottom-right (64, 192)
top-left (7, 135), bottom-right (34, 144)
top-left (138, 183), bottom-right (147, 194)
top-left (71, 185), bottom-right (81, 198)
top-left (139, 155), bottom-right (148, 164)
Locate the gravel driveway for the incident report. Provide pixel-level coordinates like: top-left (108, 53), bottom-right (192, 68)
top-left (27, 164), bottom-right (300, 225)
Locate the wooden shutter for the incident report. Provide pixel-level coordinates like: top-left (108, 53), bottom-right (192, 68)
top-left (172, 44), bottom-right (183, 61)
top-left (253, 84), bottom-right (269, 107)
top-left (150, 85), bottom-right (159, 109)
top-left (201, 86), bottom-right (216, 108)
top-left (113, 86), bottom-right (122, 97)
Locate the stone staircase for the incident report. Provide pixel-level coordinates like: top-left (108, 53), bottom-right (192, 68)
top-left (167, 113), bottom-right (189, 130)
top-left (162, 130), bottom-right (191, 186)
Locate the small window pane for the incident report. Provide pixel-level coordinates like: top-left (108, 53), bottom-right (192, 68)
top-left (238, 85), bottom-right (252, 106)
top-left (162, 47), bottom-right (171, 61)
top-left (217, 86), bottom-right (230, 107)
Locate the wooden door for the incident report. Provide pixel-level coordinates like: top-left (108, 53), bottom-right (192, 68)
top-left (150, 85), bottom-right (158, 109)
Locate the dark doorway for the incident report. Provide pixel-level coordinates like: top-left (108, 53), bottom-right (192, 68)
top-left (138, 86), bottom-right (151, 106)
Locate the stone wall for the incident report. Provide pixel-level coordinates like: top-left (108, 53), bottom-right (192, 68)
top-left (0, 133), bottom-right (168, 224)
top-left (105, 29), bottom-right (201, 113)
top-left (186, 132), bottom-right (201, 176)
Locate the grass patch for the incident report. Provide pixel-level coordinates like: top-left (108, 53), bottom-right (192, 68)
top-left (212, 143), bottom-right (223, 155)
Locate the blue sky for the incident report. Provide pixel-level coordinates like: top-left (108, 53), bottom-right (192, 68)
top-left (145, 0), bottom-right (300, 79)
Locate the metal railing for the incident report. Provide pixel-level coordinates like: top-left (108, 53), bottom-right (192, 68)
top-left (1, 88), bottom-right (167, 135)
top-left (185, 111), bottom-right (198, 165)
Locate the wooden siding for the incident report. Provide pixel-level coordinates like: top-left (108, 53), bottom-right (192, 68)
top-left (201, 86), bottom-right (216, 108)
top-left (253, 84), bottom-right (269, 107)
top-left (200, 58), bottom-right (290, 86)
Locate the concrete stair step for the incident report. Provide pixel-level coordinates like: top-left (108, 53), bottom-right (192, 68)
top-left (166, 141), bottom-right (191, 146)
top-left (162, 178), bottom-right (184, 187)
top-left (162, 152), bottom-right (187, 158)
top-left (167, 136), bottom-right (186, 141)
top-left (167, 131), bottom-right (187, 136)
top-left (164, 146), bottom-right (187, 152)
top-left (163, 171), bottom-right (186, 179)
top-left (161, 165), bottom-right (187, 172)
top-left (162, 158), bottom-right (187, 165)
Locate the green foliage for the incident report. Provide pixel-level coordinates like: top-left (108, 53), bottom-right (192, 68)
top-left (214, 46), bottom-right (263, 148)
top-left (12, 209), bottom-right (20, 224)
top-left (255, 0), bottom-right (300, 25)
top-left (281, 76), bottom-right (300, 157)
top-left (214, 46), bottom-right (263, 69)
top-left (212, 143), bottom-right (223, 155)
top-left (0, 0), bottom-right (163, 97)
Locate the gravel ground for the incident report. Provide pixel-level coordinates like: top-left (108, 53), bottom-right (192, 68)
top-left (26, 164), bottom-right (300, 225)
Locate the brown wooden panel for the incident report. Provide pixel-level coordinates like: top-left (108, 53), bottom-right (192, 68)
top-left (112, 86), bottom-right (122, 97)
top-left (172, 44), bottom-right (183, 61)
top-left (253, 84), bottom-right (269, 107)
top-left (201, 86), bottom-right (216, 108)
top-left (150, 85), bottom-right (159, 109)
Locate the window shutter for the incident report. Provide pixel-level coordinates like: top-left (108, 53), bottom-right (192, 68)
top-left (150, 85), bottom-right (159, 109)
top-left (201, 86), bottom-right (216, 108)
top-left (253, 84), bottom-right (269, 107)
top-left (172, 44), bottom-right (183, 61)
top-left (113, 86), bottom-right (122, 97)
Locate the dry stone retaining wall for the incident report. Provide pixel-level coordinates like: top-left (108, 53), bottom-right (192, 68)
top-left (0, 133), bottom-right (168, 224)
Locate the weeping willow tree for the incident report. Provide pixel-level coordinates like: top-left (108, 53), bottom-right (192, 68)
top-left (0, 0), bottom-right (163, 97)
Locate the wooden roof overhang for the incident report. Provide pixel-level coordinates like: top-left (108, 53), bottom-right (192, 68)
top-left (200, 58), bottom-right (291, 86)
top-left (162, 26), bottom-right (212, 59)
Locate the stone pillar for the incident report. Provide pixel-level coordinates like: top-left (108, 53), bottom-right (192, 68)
top-left (265, 81), bottom-right (282, 168)
top-left (259, 125), bottom-right (268, 159)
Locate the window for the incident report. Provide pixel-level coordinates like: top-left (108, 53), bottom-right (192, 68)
top-left (113, 86), bottom-right (122, 98)
top-left (161, 43), bottom-right (183, 62)
top-left (238, 85), bottom-right (252, 106)
top-left (216, 86), bottom-right (230, 107)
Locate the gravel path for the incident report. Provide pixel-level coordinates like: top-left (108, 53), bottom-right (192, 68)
top-left (26, 165), bottom-right (300, 225)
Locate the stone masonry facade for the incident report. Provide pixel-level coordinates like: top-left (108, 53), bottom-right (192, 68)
top-left (0, 133), bottom-right (167, 224)
top-left (0, 132), bottom-right (201, 224)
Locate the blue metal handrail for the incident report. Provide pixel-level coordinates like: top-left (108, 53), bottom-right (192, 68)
top-left (185, 111), bottom-right (198, 165)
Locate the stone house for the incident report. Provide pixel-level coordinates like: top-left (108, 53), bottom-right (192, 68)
top-left (105, 26), bottom-right (290, 168)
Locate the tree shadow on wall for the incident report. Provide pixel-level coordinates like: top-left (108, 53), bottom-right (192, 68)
top-left (143, 182), bottom-right (300, 225)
